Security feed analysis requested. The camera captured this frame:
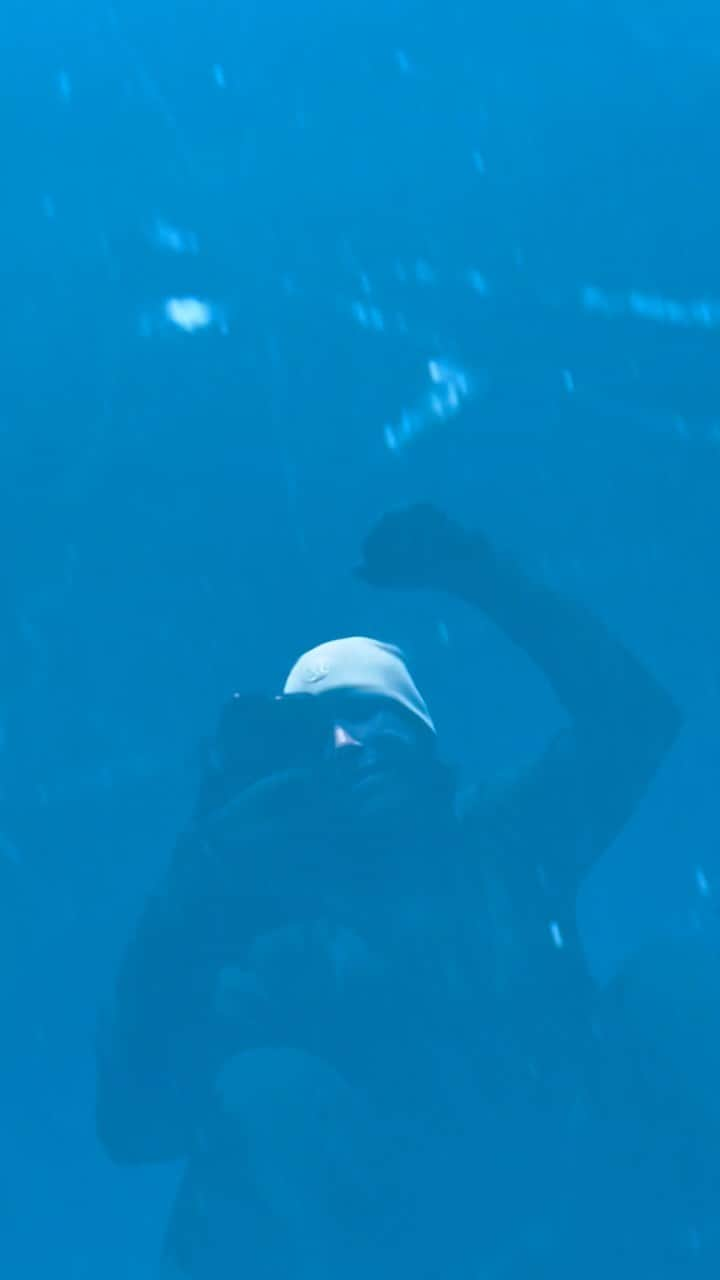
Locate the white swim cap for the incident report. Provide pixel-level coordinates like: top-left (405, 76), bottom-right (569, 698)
top-left (283, 636), bottom-right (436, 737)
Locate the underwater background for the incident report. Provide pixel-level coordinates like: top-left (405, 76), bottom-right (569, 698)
top-left (2, 1), bottom-right (719, 1274)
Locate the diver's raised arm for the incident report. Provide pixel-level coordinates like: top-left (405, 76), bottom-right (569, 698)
top-left (356, 503), bottom-right (682, 886)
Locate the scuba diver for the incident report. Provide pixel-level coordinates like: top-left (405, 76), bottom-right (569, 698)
top-left (96, 503), bottom-right (681, 1278)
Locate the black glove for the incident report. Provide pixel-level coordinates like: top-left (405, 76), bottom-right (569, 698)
top-left (355, 503), bottom-right (476, 591)
top-left (195, 692), bottom-right (330, 820)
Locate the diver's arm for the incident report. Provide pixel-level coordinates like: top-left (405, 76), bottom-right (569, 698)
top-left (96, 837), bottom-right (218, 1164)
top-left (96, 770), bottom-right (319, 1166)
top-left (96, 903), bottom-right (193, 1163)
top-left (357, 503), bottom-right (682, 890)
top-left (444, 537), bottom-right (677, 734)
top-left (96, 826), bottom-right (265, 1166)
top-left (444, 535), bottom-right (682, 886)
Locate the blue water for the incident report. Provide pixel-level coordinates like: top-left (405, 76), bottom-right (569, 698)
top-left (3, 2), bottom-right (720, 1275)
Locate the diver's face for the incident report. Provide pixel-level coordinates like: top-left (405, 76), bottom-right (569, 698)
top-left (318, 691), bottom-right (437, 824)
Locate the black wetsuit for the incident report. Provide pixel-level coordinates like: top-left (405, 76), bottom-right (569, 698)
top-left (96, 535), bottom-right (681, 1277)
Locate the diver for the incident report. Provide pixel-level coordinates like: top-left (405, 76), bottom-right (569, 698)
top-left (96, 503), bottom-right (681, 1278)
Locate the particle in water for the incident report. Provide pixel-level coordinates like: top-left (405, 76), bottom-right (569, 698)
top-left (549, 921), bottom-right (564, 949)
top-left (164, 297), bottom-right (215, 332)
top-left (57, 71), bottom-right (72, 101)
top-left (415, 259), bottom-right (435, 285)
top-left (0, 834), bottom-right (21, 864)
top-left (213, 64), bottom-right (226, 88)
top-left (467, 270), bottom-right (488, 295)
top-left (150, 216), bottom-right (199, 255)
top-left (383, 359), bottom-right (474, 452)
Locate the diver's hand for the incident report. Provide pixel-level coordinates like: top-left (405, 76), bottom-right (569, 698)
top-left (355, 503), bottom-right (478, 591)
top-left (207, 766), bottom-right (320, 842)
top-left (213, 923), bottom-right (388, 1046)
top-left (248, 920), bottom-right (384, 1009)
top-left (169, 766), bottom-right (329, 906)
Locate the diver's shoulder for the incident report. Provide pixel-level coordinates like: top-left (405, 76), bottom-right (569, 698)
top-left (455, 774), bottom-right (518, 831)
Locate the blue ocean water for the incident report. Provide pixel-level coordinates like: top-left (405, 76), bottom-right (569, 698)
top-left (2, 2), bottom-right (720, 1275)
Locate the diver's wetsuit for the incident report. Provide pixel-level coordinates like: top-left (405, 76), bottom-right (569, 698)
top-left (96, 533), bottom-right (681, 1278)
